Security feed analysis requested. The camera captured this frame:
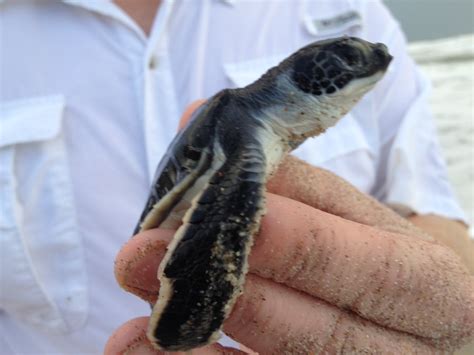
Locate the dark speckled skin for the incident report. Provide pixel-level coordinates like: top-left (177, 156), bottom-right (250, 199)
top-left (133, 36), bottom-right (392, 351)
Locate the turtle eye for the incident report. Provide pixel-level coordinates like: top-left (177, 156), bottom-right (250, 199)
top-left (337, 47), bottom-right (361, 66)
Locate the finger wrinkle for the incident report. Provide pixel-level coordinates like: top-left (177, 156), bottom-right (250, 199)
top-left (227, 275), bottom-right (438, 354)
top-left (123, 336), bottom-right (157, 355)
top-left (226, 276), bottom-right (275, 341)
top-left (268, 155), bottom-right (430, 241)
top-left (356, 238), bottom-right (474, 348)
top-left (249, 194), bottom-right (474, 346)
top-left (274, 231), bottom-right (312, 285)
top-left (322, 310), bottom-right (439, 354)
top-left (320, 309), bottom-right (348, 354)
top-left (349, 236), bottom-right (396, 320)
top-left (225, 275), bottom-right (333, 354)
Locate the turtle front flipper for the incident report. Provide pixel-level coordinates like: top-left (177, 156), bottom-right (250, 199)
top-left (134, 102), bottom-right (216, 234)
top-left (148, 138), bottom-right (267, 351)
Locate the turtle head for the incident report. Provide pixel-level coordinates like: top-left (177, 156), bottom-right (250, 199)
top-left (244, 36), bottom-right (392, 147)
top-left (262, 36), bottom-right (392, 144)
top-left (291, 36), bottom-right (392, 99)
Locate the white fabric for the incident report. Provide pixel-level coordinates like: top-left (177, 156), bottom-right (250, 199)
top-left (407, 34), bottom-right (474, 236)
top-left (0, 0), bottom-right (466, 353)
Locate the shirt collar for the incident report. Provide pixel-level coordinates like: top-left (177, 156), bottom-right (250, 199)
top-left (63, 0), bottom-right (237, 9)
top-left (62, 0), bottom-right (177, 41)
top-left (62, 0), bottom-right (141, 35)
top-left (61, 0), bottom-right (235, 42)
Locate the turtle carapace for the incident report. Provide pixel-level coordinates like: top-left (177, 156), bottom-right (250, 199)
top-left (133, 36), bottom-right (392, 351)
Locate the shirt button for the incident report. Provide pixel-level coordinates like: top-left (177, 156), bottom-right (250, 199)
top-left (149, 56), bottom-right (158, 69)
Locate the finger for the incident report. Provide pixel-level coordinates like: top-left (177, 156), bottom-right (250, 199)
top-left (178, 99), bottom-right (207, 130)
top-left (268, 155), bottom-right (430, 240)
top-left (225, 275), bottom-right (438, 354)
top-left (104, 317), bottom-right (245, 355)
top-left (116, 194), bottom-right (473, 347)
top-left (109, 283), bottom-right (437, 353)
top-left (115, 229), bottom-right (174, 303)
top-left (104, 317), bottom-right (156, 355)
top-left (249, 193), bottom-right (474, 345)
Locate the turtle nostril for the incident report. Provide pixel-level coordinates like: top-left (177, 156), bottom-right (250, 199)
top-left (374, 43), bottom-right (389, 59)
top-left (374, 48), bottom-right (385, 60)
top-left (375, 42), bottom-right (388, 52)
top-left (373, 43), bottom-right (392, 67)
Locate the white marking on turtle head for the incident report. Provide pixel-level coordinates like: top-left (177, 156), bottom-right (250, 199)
top-left (254, 67), bottom-right (383, 150)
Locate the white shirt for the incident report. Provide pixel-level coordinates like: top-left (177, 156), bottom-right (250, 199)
top-left (0, 0), bottom-right (466, 353)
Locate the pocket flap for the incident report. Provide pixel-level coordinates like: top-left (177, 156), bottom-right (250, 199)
top-left (294, 112), bottom-right (372, 164)
top-left (224, 55), bottom-right (286, 88)
top-left (0, 95), bottom-right (65, 147)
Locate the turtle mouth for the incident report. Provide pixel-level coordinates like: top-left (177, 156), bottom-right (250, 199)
top-left (359, 42), bottom-right (392, 77)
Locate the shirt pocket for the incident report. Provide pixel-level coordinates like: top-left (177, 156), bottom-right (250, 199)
top-left (0, 95), bottom-right (87, 334)
top-left (224, 55), bottom-right (287, 88)
top-left (293, 114), bottom-right (376, 194)
top-left (223, 57), bottom-right (376, 193)
top-left (302, 8), bottom-right (363, 39)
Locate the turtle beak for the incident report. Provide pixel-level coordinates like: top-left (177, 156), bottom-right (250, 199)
top-left (373, 42), bottom-right (392, 71)
top-left (356, 40), bottom-right (392, 78)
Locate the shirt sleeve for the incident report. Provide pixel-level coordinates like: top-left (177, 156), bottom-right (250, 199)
top-left (367, 3), bottom-right (468, 224)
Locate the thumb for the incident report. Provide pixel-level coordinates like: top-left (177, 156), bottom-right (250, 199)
top-left (178, 99), bottom-right (207, 130)
top-left (104, 317), bottom-right (247, 355)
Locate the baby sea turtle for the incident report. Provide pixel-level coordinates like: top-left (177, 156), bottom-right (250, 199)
top-left (134, 36), bottom-right (392, 351)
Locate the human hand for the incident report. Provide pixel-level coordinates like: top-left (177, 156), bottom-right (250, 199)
top-left (105, 103), bottom-right (474, 354)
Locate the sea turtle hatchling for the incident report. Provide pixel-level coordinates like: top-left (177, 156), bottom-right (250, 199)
top-left (133, 36), bottom-right (392, 351)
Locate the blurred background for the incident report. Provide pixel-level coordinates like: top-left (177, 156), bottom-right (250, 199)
top-left (383, 3), bottom-right (473, 353)
top-left (384, 0), bottom-right (473, 234)
top-left (384, 0), bottom-right (473, 41)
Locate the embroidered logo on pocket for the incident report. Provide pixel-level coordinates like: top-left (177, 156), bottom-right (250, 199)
top-left (305, 10), bottom-right (362, 36)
